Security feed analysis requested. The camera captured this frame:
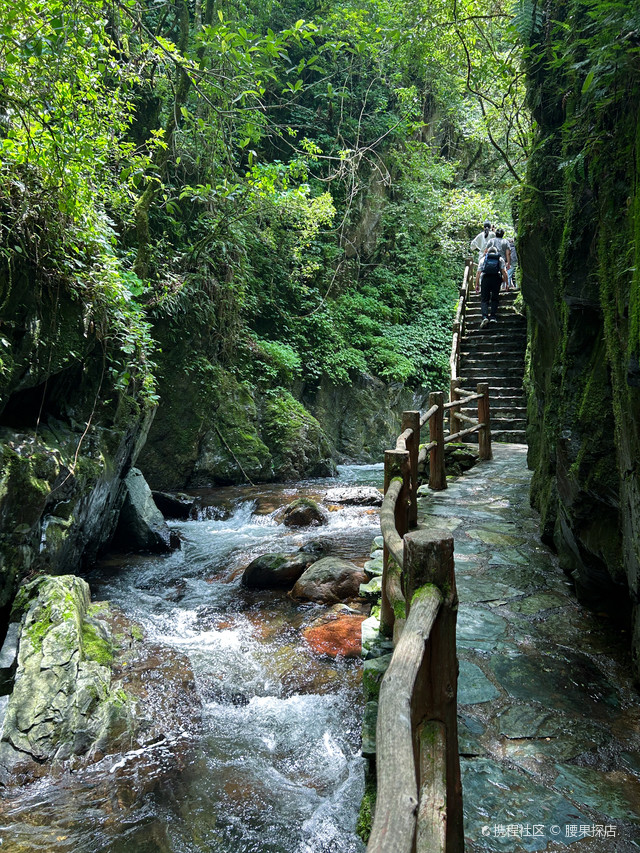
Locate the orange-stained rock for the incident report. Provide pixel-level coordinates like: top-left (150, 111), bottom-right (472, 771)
top-left (303, 614), bottom-right (366, 658)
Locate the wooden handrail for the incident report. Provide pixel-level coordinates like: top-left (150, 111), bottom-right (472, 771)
top-left (368, 584), bottom-right (443, 853)
top-left (380, 479), bottom-right (405, 571)
top-left (443, 392), bottom-right (482, 410)
top-left (451, 411), bottom-right (477, 424)
top-left (445, 423), bottom-right (484, 443)
top-left (369, 258), bottom-right (490, 853)
top-left (395, 427), bottom-right (413, 451)
top-left (449, 258), bottom-right (474, 382)
top-left (369, 529), bottom-right (463, 853)
top-left (420, 404), bottom-right (439, 428)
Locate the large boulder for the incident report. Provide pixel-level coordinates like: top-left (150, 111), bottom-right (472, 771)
top-left (280, 497), bottom-right (329, 528)
top-left (115, 468), bottom-right (179, 553)
top-left (0, 575), bottom-right (132, 773)
top-left (261, 389), bottom-right (336, 480)
top-left (0, 255), bottom-right (156, 620)
top-left (290, 557), bottom-right (367, 604)
top-left (0, 574), bottom-right (200, 784)
top-left (241, 542), bottom-right (326, 589)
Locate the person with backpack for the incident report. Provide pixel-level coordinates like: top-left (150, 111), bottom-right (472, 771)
top-left (486, 227), bottom-right (511, 289)
top-left (475, 245), bottom-right (507, 328)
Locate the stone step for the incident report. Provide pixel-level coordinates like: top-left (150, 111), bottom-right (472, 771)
top-left (457, 382), bottom-right (525, 393)
top-left (459, 368), bottom-right (524, 376)
top-left (465, 308), bottom-right (524, 318)
top-left (463, 359), bottom-right (523, 370)
top-left (463, 329), bottom-right (527, 341)
top-left (460, 350), bottom-right (525, 361)
top-left (462, 342), bottom-right (525, 352)
top-left (461, 352), bottom-right (524, 366)
top-left (463, 327), bottom-right (526, 338)
top-left (492, 431), bottom-right (527, 442)
top-left (458, 382), bottom-right (524, 393)
top-left (464, 312), bottom-right (525, 323)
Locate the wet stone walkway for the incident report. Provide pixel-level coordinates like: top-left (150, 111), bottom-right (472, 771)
top-left (416, 444), bottom-right (640, 852)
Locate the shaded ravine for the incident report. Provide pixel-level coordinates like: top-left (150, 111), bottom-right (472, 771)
top-left (0, 466), bottom-right (383, 853)
top-left (417, 444), bottom-right (640, 852)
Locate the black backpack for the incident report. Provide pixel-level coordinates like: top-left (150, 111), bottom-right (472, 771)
top-left (483, 253), bottom-right (501, 281)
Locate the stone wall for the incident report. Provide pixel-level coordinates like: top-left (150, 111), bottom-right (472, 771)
top-left (520, 1), bottom-right (640, 676)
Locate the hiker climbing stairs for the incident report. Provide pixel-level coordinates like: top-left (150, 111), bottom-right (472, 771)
top-left (457, 289), bottom-right (527, 443)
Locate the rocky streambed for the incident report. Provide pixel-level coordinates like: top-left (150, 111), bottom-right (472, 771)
top-left (0, 465), bottom-right (383, 853)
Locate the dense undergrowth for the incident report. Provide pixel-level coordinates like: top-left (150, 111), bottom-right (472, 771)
top-left (0, 0), bottom-right (527, 419)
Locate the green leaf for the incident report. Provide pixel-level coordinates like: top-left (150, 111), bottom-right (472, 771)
top-left (582, 69), bottom-right (595, 94)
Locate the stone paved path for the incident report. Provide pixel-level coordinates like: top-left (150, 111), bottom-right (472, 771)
top-left (416, 444), bottom-right (640, 852)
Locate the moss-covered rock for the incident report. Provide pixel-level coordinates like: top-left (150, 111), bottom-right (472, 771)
top-left (289, 556), bottom-right (367, 604)
top-left (261, 389), bottom-right (336, 480)
top-left (1, 574), bottom-right (200, 784)
top-left (307, 374), bottom-right (427, 463)
top-left (280, 496), bottom-right (329, 528)
top-left (137, 354), bottom-right (273, 487)
top-left (357, 770), bottom-right (377, 844)
top-left (0, 575), bottom-right (134, 772)
top-left (520, 0), bottom-right (640, 675)
top-left (0, 412), bottom-right (152, 613)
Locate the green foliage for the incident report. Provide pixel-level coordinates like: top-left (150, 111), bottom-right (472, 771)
top-left (0, 0), bottom-right (158, 402)
top-left (1, 0), bottom-right (526, 434)
top-left (239, 336), bottom-right (302, 387)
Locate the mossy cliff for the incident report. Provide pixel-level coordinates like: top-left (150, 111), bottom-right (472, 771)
top-left (135, 346), bottom-right (338, 488)
top-left (519, 1), bottom-right (640, 674)
top-left (136, 338), bottom-right (424, 489)
top-left (0, 260), bottom-right (154, 619)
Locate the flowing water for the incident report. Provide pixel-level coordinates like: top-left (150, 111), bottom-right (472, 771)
top-left (0, 465), bottom-right (383, 853)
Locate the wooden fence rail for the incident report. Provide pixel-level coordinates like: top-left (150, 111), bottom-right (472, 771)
top-left (368, 260), bottom-right (489, 853)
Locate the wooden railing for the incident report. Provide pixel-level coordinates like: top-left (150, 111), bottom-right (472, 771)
top-left (367, 525), bottom-right (463, 853)
top-left (449, 258), bottom-right (475, 385)
top-left (369, 396), bottom-right (490, 852)
top-left (370, 401), bottom-right (469, 852)
top-left (366, 258), bottom-right (491, 853)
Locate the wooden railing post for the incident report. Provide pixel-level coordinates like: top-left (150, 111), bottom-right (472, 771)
top-left (382, 448), bottom-right (410, 636)
top-left (402, 410), bottom-right (420, 530)
top-left (428, 392), bottom-right (446, 491)
top-left (477, 382), bottom-right (492, 460)
top-left (404, 529), bottom-right (463, 853)
top-left (449, 379), bottom-right (461, 436)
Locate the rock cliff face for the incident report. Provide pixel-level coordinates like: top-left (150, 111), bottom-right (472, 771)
top-left (137, 340), bottom-right (426, 489)
top-left (520, 1), bottom-right (640, 675)
top-left (0, 262), bottom-right (153, 623)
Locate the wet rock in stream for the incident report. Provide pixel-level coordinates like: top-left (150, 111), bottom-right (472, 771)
top-left (114, 468), bottom-right (180, 553)
top-left (0, 574), bottom-right (201, 788)
top-left (303, 610), bottom-right (367, 659)
top-left (279, 497), bottom-right (329, 528)
top-left (289, 557), bottom-right (367, 604)
top-left (324, 487), bottom-right (383, 507)
top-left (241, 541), bottom-right (327, 589)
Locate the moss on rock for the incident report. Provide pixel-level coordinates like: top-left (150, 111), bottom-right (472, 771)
top-left (520, 0), bottom-right (640, 673)
top-left (262, 389), bottom-right (336, 480)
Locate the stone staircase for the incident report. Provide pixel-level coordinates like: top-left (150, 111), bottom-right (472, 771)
top-left (456, 289), bottom-right (527, 443)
